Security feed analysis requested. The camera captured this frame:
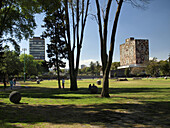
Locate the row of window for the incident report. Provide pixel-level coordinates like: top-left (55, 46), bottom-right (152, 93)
top-left (30, 52), bottom-right (45, 55)
top-left (30, 50), bottom-right (45, 52)
top-left (30, 41), bottom-right (44, 45)
top-left (30, 44), bottom-right (45, 47)
top-left (34, 56), bottom-right (45, 59)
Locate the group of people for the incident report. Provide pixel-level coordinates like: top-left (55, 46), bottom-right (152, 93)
top-left (3, 78), bottom-right (16, 90)
top-left (88, 84), bottom-right (96, 90)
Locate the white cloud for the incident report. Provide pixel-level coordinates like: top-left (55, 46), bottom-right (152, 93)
top-left (64, 59), bottom-right (101, 69)
top-left (149, 57), bottom-right (161, 61)
top-left (80, 59), bottom-right (101, 67)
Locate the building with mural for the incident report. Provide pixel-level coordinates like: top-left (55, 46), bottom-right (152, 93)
top-left (119, 37), bottom-right (149, 68)
top-left (109, 37), bottom-right (149, 78)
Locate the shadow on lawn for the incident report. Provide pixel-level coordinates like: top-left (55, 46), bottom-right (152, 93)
top-left (1, 86), bottom-right (170, 127)
top-left (1, 86), bottom-right (170, 99)
top-left (0, 101), bottom-right (170, 127)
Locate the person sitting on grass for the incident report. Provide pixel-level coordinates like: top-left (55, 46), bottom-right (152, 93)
top-left (88, 84), bottom-right (91, 90)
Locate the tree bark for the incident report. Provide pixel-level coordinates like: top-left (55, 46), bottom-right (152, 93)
top-left (64, 0), bottom-right (89, 91)
top-left (95, 0), bottom-right (123, 97)
top-left (101, 73), bottom-right (110, 97)
top-left (101, 0), bottom-right (123, 97)
top-left (56, 57), bottom-right (61, 89)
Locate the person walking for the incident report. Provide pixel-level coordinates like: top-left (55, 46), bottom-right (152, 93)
top-left (10, 78), bottom-right (13, 90)
top-left (13, 78), bottom-right (16, 86)
top-left (62, 78), bottom-right (65, 89)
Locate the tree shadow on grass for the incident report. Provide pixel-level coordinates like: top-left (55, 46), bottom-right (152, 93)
top-left (0, 101), bottom-right (170, 127)
top-left (1, 86), bottom-right (170, 100)
top-left (1, 86), bottom-right (170, 127)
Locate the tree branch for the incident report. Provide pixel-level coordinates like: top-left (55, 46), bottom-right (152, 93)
top-left (105, 0), bottom-right (123, 76)
top-left (70, 0), bottom-right (76, 52)
top-left (95, 0), bottom-right (104, 71)
top-left (76, 0), bottom-right (90, 72)
top-left (102, 0), bottom-right (112, 71)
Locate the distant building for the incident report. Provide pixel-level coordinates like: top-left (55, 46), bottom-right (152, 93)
top-left (109, 37), bottom-right (149, 78)
top-left (119, 37), bottom-right (149, 69)
top-left (81, 64), bottom-right (86, 69)
top-left (29, 37), bottom-right (45, 60)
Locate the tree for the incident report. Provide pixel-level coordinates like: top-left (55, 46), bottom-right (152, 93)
top-left (111, 62), bottom-right (120, 70)
top-left (33, 60), bottom-right (49, 75)
top-left (124, 68), bottom-right (130, 77)
top-left (130, 67), bottom-right (145, 76)
top-left (20, 54), bottom-right (37, 78)
top-left (89, 61), bottom-right (95, 75)
top-left (146, 58), bottom-right (159, 77)
top-left (64, 0), bottom-right (90, 90)
top-left (42, 2), bottom-right (67, 89)
top-left (95, 0), bottom-right (150, 97)
top-left (95, 61), bottom-right (101, 76)
top-left (95, 0), bottom-right (123, 97)
top-left (159, 60), bottom-right (170, 76)
top-left (0, 0), bottom-right (41, 52)
top-left (0, 47), bottom-right (22, 80)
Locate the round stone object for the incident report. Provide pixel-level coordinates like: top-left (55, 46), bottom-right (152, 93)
top-left (90, 86), bottom-right (98, 94)
top-left (96, 80), bottom-right (101, 85)
top-left (9, 91), bottom-right (21, 104)
top-left (37, 80), bottom-right (40, 84)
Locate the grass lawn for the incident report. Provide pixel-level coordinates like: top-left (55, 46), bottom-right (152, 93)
top-left (0, 78), bottom-right (170, 128)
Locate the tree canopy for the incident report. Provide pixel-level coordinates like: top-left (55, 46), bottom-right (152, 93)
top-left (0, 0), bottom-right (42, 52)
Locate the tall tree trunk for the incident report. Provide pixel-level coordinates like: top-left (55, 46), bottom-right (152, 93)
top-left (69, 50), bottom-right (78, 91)
top-left (64, 0), bottom-right (89, 91)
top-left (68, 52), bottom-right (78, 91)
top-left (95, 0), bottom-right (123, 97)
top-left (70, 71), bottom-right (78, 90)
top-left (101, 73), bottom-right (109, 97)
top-left (56, 58), bottom-right (61, 89)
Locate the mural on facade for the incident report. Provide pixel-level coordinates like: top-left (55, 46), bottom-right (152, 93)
top-left (135, 40), bottom-right (149, 64)
top-left (120, 38), bottom-right (149, 66)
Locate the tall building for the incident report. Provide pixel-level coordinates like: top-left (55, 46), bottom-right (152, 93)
top-left (119, 37), bottom-right (149, 68)
top-left (81, 64), bottom-right (86, 69)
top-left (29, 37), bottom-right (45, 60)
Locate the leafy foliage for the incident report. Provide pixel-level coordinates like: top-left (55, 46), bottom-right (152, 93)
top-left (79, 61), bottom-right (101, 76)
top-left (111, 62), bottom-right (120, 70)
top-left (0, 0), bottom-right (42, 52)
top-left (146, 57), bottom-right (170, 76)
top-left (42, 2), bottom-right (68, 88)
top-left (20, 54), bottom-right (48, 77)
top-left (42, 1), bottom-right (67, 70)
top-left (0, 49), bottom-right (22, 79)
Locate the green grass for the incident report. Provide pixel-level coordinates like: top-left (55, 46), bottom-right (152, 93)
top-left (0, 78), bottom-right (170, 128)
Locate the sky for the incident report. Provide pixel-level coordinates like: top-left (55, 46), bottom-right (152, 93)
top-left (19, 0), bottom-right (170, 68)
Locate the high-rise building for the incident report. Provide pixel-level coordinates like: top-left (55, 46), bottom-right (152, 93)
top-left (119, 37), bottom-right (149, 68)
top-left (29, 37), bottom-right (45, 60)
top-left (81, 64), bottom-right (86, 69)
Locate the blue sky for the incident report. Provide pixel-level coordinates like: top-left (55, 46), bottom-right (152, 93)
top-left (19, 0), bottom-right (170, 67)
